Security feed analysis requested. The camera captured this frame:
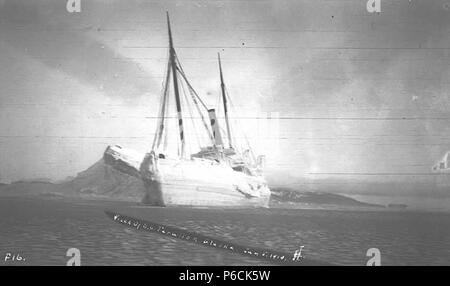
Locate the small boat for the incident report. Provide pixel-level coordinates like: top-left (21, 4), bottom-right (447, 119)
top-left (387, 204), bottom-right (408, 209)
top-left (103, 13), bottom-right (271, 207)
top-left (432, 151), bottom-right (450, 172)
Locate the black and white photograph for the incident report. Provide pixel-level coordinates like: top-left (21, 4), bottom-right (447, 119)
top-left (1, 0), bottom-right (450, 272)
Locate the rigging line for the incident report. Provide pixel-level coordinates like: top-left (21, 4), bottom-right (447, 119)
top-left (174, 70), bottom-right (185, 159)
top-left (158, 60), bottom-right (172, 150)
top-left (155, 86), bottom-right (169, 150)
top-left (174, 55), bottom-right (214, 143)
top-left (216, 86), bottom-right (225, 143)
top-left (176, 66), bottom-right (214, 142)
top-left (174, 53), bottom-right (209, 110)
top-left (187, 88), bottom-right (215, 144)
top-left (158, 62), bottom-right (171, 150)
top-left (225, 86), bottom-right (256, 163)
top-left (179, 74), bottom-right (202, 150)
top-left (151, 75), bottom-right (166, 150)
top-left (152, 52), bottom-right (171, 151)
top-left (217, 87), bottom-right (222, 118)
top-left (188, 87), bottom-right (215, 144)
top-left (162, 76), bottom-right (171, 154)
top-left (175, 77), bottom-right (181, 158)
top-left (160, 51), bottom-right (172, 154)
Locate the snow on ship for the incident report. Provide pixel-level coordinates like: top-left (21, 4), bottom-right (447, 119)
top-left (103, 13), bottom-right (271, 207)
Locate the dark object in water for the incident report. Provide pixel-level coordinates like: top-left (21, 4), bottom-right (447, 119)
top-left (387, 204), bottom-right (408, 209)
top-left (104, 210), bottom-right (333, 266)
top-left (271, 188), bottom-right (384, 207)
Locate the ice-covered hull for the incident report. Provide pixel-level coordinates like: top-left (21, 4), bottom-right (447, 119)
top-left (103, 145), bottom-right (271, 207)
top-left (155, 182), bottom-right (270, 207)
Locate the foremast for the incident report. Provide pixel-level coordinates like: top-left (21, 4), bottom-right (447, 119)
top-left (218, 53), bottom-right (233, 149)
top-left (167, 12), bottom-right (185, 158)
top-left (152, 13), bottom-right (214, 158)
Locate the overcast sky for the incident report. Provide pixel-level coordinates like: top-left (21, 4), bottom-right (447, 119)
top-left (1, 0), bottom-right (450, 196)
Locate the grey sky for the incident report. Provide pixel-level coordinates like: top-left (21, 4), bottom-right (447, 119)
top-left (1, 0), bottom-right (450, 196)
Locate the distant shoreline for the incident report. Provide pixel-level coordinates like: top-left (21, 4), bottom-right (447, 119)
top-left (0, 179), bottom-right (399, 212)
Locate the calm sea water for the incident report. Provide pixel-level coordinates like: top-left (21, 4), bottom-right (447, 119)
top-left (0, 196), bottom-right (449, 265)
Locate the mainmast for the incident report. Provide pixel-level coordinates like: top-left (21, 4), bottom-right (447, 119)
top-left (218, 53), bottom-right (233, 149)
top-left (167, 12), bottom-right (185, 158)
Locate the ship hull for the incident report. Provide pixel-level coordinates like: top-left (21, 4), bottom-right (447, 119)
top-left (104, 145), bottom-right (271, 208)
top-left (155, 182), bottom-right (270, 207)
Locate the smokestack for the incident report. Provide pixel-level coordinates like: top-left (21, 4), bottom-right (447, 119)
top-left (208, 109), bottom-right (224, 147)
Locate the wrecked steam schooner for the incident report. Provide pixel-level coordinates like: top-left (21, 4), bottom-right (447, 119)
top-left (103, 13), bottom-right (271, 207)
